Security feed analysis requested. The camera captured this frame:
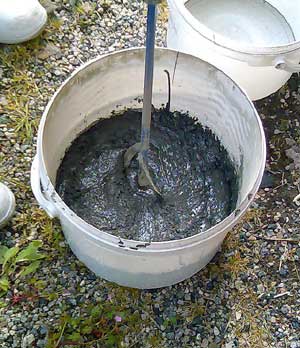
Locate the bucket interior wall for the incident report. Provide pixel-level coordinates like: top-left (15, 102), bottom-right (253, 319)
top-left (183, 0), bottom-right (300, 43)
top-left (42, 49), bottom-right (264, 208)
top-left (185, 0), bottom-right (295, 46)
top-left (268, 0), bottom-right (300, 40)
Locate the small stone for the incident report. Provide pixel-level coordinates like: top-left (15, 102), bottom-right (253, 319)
top-left (81, 1), bottom-right (93, 13)
top-left (37, 44), bottom-right (62, 60)
top-left (70, 57), bottom-right (80, 65)
top-left (235, 280), bottom-right (243, 290)
top-left (291, 342), bottom-right (300, 348)
top-left (248, 235), bottom-right (257, 241)
top-left (39, 325), bottom-right (48, 335)
top-left (268, 224), bottom-right (277, 229)
top-left (20, 316), bottom-right (27, 323)
top-left (201, 338), bottom-right (209, 347)
top-left (257, 284), bottom-right (265, 294)
top-left (37, 340), bottom-right (46, 348)
top-left (177, 291), bottom-right (185, 299)
top-left (53, 69), bottom-right (62, 76)
top-left (184, 293), bottom-right (191, 301)
top-left (21, 334), bottom-right (35, 348)
top-left (175, 329), bottom-right (183, 340)
top-left (67, 298), bottom-right (77, 306)
top-left (32, 314), bottom-right (39, 322)
top-left (286, 145), bottom-right (300, 170)
top-left (274, 212), bottom-right (281, 222)
top-left (213, 326), bottom-right (220, 336)
top-left (266, 229), bottom-right (274, 237)
top-left (0, 96), bottom-right (8, 106)
top-left (225, 343), bottom-right (234, 348)
top-left (281, 304), bottom-right (290, 314)
top-left (235, 311), bottom-right (242, 321)
top-left (279, 268), bottom-right (289, 277)
top-left (260, 171), bottom-right (275, 188)
top-left (166, 332), bottom-right (175, 340)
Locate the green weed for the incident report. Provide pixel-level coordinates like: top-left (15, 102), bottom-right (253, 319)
top-left (47, 300), bottom-right (138, 347)
top-left (0, 240), bottom-right (46, 297)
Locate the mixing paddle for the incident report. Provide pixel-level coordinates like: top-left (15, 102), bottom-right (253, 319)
top-left (124, 0), bottom-right (161, 195)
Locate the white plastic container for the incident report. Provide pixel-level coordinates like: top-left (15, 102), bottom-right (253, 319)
top-left (0, 0), bottom-right (47, 44)
top-left (31, 48), bottom-right (266, 289)
top-left (167, 0), bottom-right (300, 100)
top-left (0, 183), bottom-right (15, 229)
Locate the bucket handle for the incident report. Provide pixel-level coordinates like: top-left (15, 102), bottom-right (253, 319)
top-left (274, 57), bottom-right (300, 73)
top-left (31, 156), bottom-right (58, 219)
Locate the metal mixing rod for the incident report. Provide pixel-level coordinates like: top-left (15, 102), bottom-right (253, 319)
top-left (124, 0), bottom-right (161, 195)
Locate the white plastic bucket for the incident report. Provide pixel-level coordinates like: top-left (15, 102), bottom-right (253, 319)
top-left (31, 48), bottom-right (266, 289)
top-left (167, 0), bottom-right (300, 100)
top-left (0, 0), bottom-right (47, 44)
top-left (0, 183), bottom-right (15, 229)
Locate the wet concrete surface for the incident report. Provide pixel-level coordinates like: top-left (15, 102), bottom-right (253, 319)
top-left (56, 108), bottom-right (238, 241)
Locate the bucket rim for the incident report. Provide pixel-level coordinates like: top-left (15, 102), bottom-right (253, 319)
top-left (168, 0), bottom-right (300, 57)
top-left (36, 47), bottom-right (266, 252)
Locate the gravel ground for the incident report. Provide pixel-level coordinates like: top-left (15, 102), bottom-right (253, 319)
top-left (0, 1), bottom-right (300, 347)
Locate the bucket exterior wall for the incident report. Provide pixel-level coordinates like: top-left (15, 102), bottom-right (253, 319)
top-left (31, 48), bottom-right (266, 289)
top-left (0, 183), bottom-right (15, 228)
top-left (60, 213), bottom-right (228, 289)
top-left (167, 0), bottom-right (300, 101)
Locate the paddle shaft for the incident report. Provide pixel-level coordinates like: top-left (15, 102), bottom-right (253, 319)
top-left (140, 3), bottom-right (157, 156)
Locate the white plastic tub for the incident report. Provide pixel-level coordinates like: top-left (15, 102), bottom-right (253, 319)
top-left (0, 183), bottom-right (15, 228)
top-left (167, 0), bottom-right (300, 100)
top-left (31, 48), bottom-right (266, 289)
top-left (0, 0), bottom-right (47, 44)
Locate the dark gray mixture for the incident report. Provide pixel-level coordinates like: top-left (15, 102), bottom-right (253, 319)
top-left (56, 109), bottom-right (238, 241)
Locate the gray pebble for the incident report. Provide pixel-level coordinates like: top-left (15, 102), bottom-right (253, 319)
top-left (281, 304), bottom-right (290, 314)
